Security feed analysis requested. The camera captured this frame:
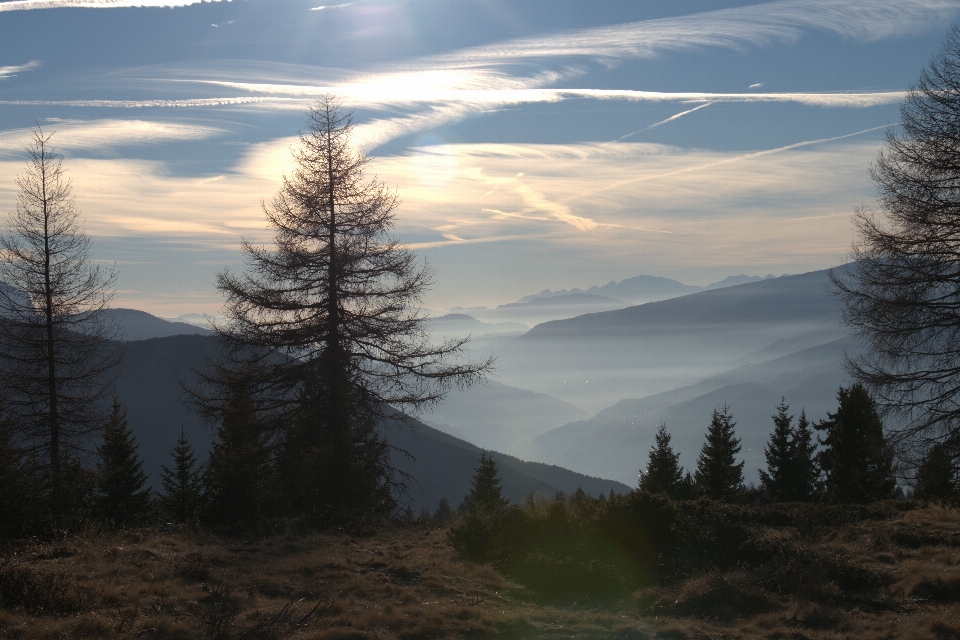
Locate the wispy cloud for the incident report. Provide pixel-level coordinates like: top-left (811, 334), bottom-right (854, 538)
top-left (310, 3), bottom-right (354, 10)
top-left (426, 0), bottom-right (960, 65)
top-left (0, 0), bottom-right (213, 11)
top-left (0, 119), bottom-right (223, 159)
top-left (0, 60), bottom-right (41, 78)
top-left (0, 97), bottom-right (305, 109)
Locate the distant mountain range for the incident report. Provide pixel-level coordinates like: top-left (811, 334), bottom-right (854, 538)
top-left (111, 333), bottom-right (629, 511)
top-left (84, 266), bottom-right (855, 501)
top-left (448, 273), bottom-right (783, 327)
top-left (427, 313), bottom-right (528, 340)
top-left (449, 292), bottom-right (632, 327)
top-left (516, 273), bottom-right (779, 306)
top-left (479, 268), bottom-right (846, 413)
top-left (100, 308), bottom-right (212, 341)
top-left (515, 335), bottom-right (857, 486)
top-left (421, 379), bottom-right (588, 452)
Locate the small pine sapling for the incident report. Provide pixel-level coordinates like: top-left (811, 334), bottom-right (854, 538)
top-left (94, 401), bottom-right (153, 527)
top-left (159, 426), bottom-right (204, 524)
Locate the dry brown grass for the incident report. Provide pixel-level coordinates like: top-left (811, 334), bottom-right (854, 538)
top-left (0, 505), bottom-right (958, 639)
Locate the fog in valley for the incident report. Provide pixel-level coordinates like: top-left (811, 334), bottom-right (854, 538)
top-left (422, 268), bottom-right (854, 487)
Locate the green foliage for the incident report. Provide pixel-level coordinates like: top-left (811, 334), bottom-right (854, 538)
top-left (203, 382), bottom-right (272, 529)
top-left (640, 423), bottom-right (686, 498)
top-left (465, 452), bottom-right (509, 513)
top-left (816, 384), bottom-right (896, 504)
top-left (790, 410), bottom-right (820, 502)
top-left (451, 487), bottom-right (903, 602)
top-left (447, 452), bottom-right (511, 560)
top-left (274, 383), bottom-right (395, 527)
top-left (914, 443), bottom-right (958, 500)
top-left (759, 402), bottom-right (820, 502)
top-left (159, 427), bottom-right (204, 524)
top-left (695, 405), bottom-right (744, 501)
top-left (94, 401), bottom-right (152, 527)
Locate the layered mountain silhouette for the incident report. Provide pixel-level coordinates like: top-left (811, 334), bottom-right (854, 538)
top-left (99, 308), bottom-right (212, 341)
top-left (515, 336), bottom-right (857, 486)
top-left (450, 292), bottom-right (631, 326)
top-left (113, 333), bottom-right (629, 511)
top-left (421, 379), bottom-right (588, 453)
top-left (482, 268), bottom-right (847, 413)
top-left (427, 313), bottom-right (528, 340)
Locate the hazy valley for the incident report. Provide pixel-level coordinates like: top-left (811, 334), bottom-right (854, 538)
top-left (103, 266), bottom-right (852, 498)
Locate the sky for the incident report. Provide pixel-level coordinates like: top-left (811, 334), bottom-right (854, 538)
top-left (0, 0), bottom-right (956, 317)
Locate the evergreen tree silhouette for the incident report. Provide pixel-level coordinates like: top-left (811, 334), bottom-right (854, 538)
top-left (790, 409), bottom-right (820, 502)
top-left (0, 417), bottom-right (27, 538)
top-left (433, 497), bottom-right (455, 523)
top-left (465, 452), bottom-right (509, 512)
top-left (94, 401), bottom-right (152, 527)
top-left (694, 404), bottom-right (744, 501)
top-left (203, 379), bottom-right (272, 528)
top-left (816, 384), bottom-right (896, 503)
top-left (159, 426), bottom-right (204, 524)
top-left (640, 423), bottom-right (684, 498)
top-left (914, 443), bottom-right (957, 499)
top-left (760, 399), bottom-right (795, 501)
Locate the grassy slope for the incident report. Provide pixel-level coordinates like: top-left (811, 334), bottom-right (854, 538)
top-left (1, 505), bottom-right (959, 639)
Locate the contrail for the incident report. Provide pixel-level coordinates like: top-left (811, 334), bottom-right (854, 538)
top-left (606, 102), bottom-right (713, 146)
top-left (568, 123), bottom-right (894, 205)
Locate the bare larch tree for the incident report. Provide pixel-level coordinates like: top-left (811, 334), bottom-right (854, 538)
top-left (201, 97), bottom-right (490, 523)
top-left (832, 27), bottom-right (960, 471)
top-left (0, 129), bottom-right (121, 529)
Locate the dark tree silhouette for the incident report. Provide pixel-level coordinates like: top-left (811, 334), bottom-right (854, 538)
top-left (159, 426), bottom-right (204, 524)
top-left (202, 376), bottom-right (272, 528)
top-left (94, 401), bottom-right (152, 527)
top-left (816, 384), bottom-right (896, 504)
top-left (759, 400), bottom-right (795, 502)
top-left (832, 27), bottom-right (960, 468)
top-left (198, 96), bottom-right (489, 525)
top-left (790, 409), bottom-right (820, 502)
top-left (639, 423), bottom-right (685, 498)
top-left (914, 442), bottom-right (958, 499)
top-left (0, 416), bottom-right (27, 538)
top-left (433, 497), bottom-right (455, 523)
top-left (0, 129), bottom-right (121, 529)
top-left (759, 400), bottom-right (820, 502)
top-left (694, 404), bottom-right (744, 501)
top-left (465, 452), bottom-right (509, 513)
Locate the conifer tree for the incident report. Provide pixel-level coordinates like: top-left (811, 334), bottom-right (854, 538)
top-left (203, 379), bottom-right (272, 528)
top-left (760, 400), bottom-right (795, 501)
top-left (694, 404), bottom-right (744, 501)
top-left (200, 97), bottom-right (490, 526)
top-left (434, 497), bottom-right (455, 523)
top-left (94, 401), bottom-right (152, 527)
top-left (465, 452), bottom-right (509, 513)
top-left (816, 384), bottom-right (896, 504)
top-left (0, 417), bottom-right (27, 538)
top-left (159, 427), bottom-right (204, 524)
top-left (640, 423), bottom-right (684, 498)
top-left (790, 409), bottom-right (820, 502)
top-left (914, 443), bottom-right (958, 499)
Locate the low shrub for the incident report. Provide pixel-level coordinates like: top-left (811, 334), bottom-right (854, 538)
top-left (0, 560), bottom-right (89, 615)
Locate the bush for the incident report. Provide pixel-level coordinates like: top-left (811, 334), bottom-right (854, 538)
top-left (0, 560), bottom-right (89, 615)
top-left (451, 490), bottom-right (901, 602)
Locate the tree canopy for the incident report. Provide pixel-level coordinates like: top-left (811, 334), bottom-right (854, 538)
top-left (833, 27), bottom-right (960, 468)
top-left (196, 97), bottom-right (489, 526)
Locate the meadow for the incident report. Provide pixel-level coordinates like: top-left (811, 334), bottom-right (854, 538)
top-left (0, 500), bottom-right (958, 639)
